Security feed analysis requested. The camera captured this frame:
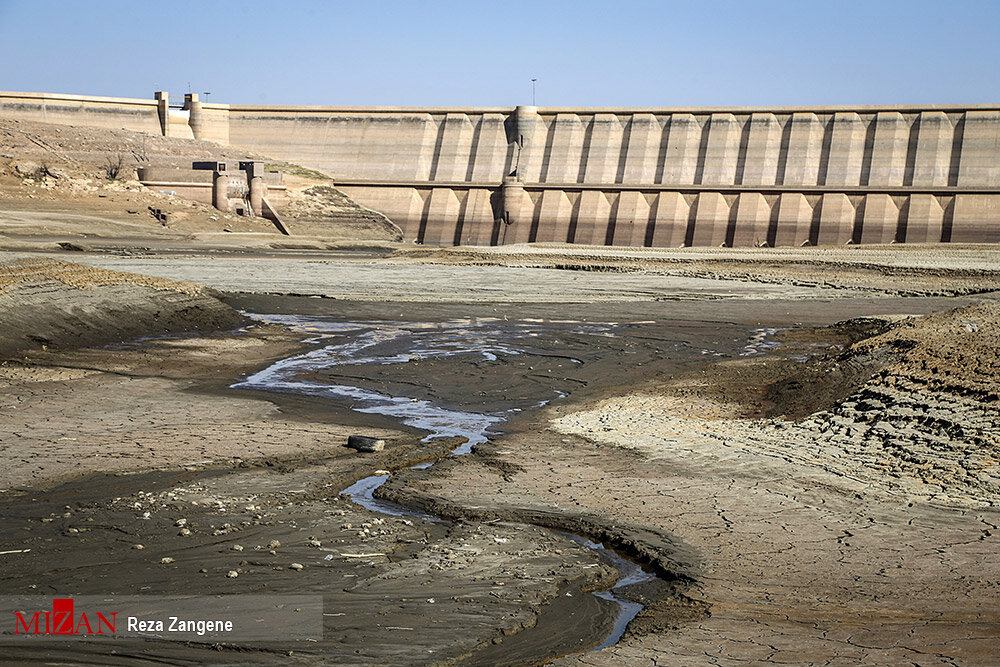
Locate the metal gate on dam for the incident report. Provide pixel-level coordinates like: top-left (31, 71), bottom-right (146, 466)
top-left (2, 91), bottom-right (998, 247)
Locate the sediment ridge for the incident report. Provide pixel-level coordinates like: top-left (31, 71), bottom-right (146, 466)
top-left (0, 257), bottom-right (242, 358)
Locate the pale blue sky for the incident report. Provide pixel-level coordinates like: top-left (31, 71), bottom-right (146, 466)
top-left (0, 0), bottom-right (997, 107)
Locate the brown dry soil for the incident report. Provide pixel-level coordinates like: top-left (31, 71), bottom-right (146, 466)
top-left (0, 252), bottom-right (998, 665)
top-left (381, 300), bottom-right (1000, 666)
top-left (0, 117), bottom-right (400, 251)
top-left (0, 257), bottom-right (241, 359)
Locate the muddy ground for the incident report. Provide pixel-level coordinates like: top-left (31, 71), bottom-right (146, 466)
top-left (0, 249), bottom-right (998, 664)
top-left (0, 293), bottom-right (763, 664)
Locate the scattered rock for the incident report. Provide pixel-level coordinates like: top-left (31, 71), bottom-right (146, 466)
top-left (346, 435), bottom-right (385, 453)
top-left (160, 557), bottom-right (175, 564)
top-left (227, 570), bottom-right (239, 578)
top-left (11, 160), bottom-right (41, 178)
top-left (289, 563), bottom-right (304, 571)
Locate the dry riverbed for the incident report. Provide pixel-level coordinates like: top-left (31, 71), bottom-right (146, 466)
top-left (0, 250), bottom-right (997, 664)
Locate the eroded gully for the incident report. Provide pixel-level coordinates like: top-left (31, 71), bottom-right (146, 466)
top-left (232, 313), bottom-right (659, 657)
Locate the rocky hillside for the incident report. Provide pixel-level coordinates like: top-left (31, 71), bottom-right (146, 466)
top-left (0, 117), bottom-right (400, 243)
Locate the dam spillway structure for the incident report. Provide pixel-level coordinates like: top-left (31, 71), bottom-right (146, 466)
top-left (2, 90), bottom-right (998, 247)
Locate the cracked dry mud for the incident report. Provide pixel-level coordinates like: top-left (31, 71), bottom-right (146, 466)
top-left (0, 322), bottom-right (624, 665)
top-left (1, 250), bottom-right (999, 664)
top-left (382, 302), bottom-right (1000, 666)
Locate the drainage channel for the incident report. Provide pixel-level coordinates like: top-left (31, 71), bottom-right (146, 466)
top-left (233, 314), bottom-right (656, 655)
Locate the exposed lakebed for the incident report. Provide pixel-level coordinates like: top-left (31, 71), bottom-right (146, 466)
top-left (0, 301), bottom-right (806, 664)
top-left (233, 314), bottom-right (658, 651)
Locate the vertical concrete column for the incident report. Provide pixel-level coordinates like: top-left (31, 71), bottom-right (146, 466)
top-left (957, 111), bottom-right (1000, 186)
top-left (422, 189), bottom-right (462, 245)
top-left (185, 93), bottom-right (203, 140)
top-left (867, 112), bottom-right (909, 186)
top-left (731, 193), bottom-right (771, 247)
top-left (458, 189), bottom-right (498, 246)
top-left (772, 193), bottom-right (813, 247)
top-left (500, 176), bottom-right (531, 227)
top-left (249, 176), bottom-right (266, 216)
top-left (582, 114), bottom-right (625, 184)
top-left (469, 114), bottom-right (508, 183)
top-left (660, 114), bottom-right (700, 185)
top-left (698, 114), bottom-right (741, 186)
top-left (741, 113), bottom-right (781, 186)
top-left (391, 114), bottom-right (437, 181)
top-left (212, 170), bottom-right (228, 212)
top-left (620, 114), bottom-right (661, 185)
top-left (611, 191), bottom-right (651, 246)
top-left (514, 105), bottom-right (542, 181)
top-left (431, 113), bottom-right (475, 182)
top-left (648, 192), bottom-right (690, 247)
top-left (910, 112), bottom-right (955, 187)
top-left (515, 105), bottom-right (537, 147)
top-left (402, 189), bottom-right (427, 242)
top-left (781, 113), bottom-right (823, 185)
top-left (690, 192), bottom-right (730, 246)
top-left (857, 194), bottom-right (900, 244)
top-left (904, 194), bottom-right (945, 243)
top-left (543, 114), bottom-right (585, 183)
top-left (535, 190), bottom-right (574, 242)
top-left (241, 161), bottom-right (268, 217)
top-left (816, 193), bottom-right (855, 246)
top-left (824, 112), bottom-right (866, 186)
top-left (951, 195), bottom-right (1000, 242)
top-left (572, 191), bottom-right (613, 245)
top-left (505, 181), bottom-right (538, 244)
top-left (155, 91), bottom-right (169, 137)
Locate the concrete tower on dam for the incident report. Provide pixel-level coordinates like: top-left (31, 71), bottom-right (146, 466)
top-left (2, 90), bottom-right (999, 247)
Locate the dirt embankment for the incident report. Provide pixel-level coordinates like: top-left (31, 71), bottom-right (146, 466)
top-left (0, 117), bottom-right (400, 247)
top-left (553, 301), bottom-right (1000, 506)
top-left (0, 257), bottom-right (242, 358)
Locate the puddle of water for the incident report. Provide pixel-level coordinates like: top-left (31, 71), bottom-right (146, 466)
top-left (740, 326), bottom-right (789, 356)
top-left (741, 328), bottom-right (842, 362)
top-left (232, 314), bottom-right (650, 654)
top-left (234, 315), bottom-right (609, 450)
top-left (338, 474), bottom-right (442, 522)
top-left (562, 533), bottom-right (656, 650)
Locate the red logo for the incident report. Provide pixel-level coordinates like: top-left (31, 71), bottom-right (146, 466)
top-left (14, 598), bottom-right (116, 635)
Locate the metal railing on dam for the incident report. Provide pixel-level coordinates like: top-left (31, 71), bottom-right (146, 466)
top-left (3, 91), bottom-right (998, 247)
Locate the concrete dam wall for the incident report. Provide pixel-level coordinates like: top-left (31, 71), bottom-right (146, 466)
top-left (3, 90), bottom-right (998, 246)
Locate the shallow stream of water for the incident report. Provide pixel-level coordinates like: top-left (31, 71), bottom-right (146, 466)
top-left (233, 313), bottom-right (654, 654)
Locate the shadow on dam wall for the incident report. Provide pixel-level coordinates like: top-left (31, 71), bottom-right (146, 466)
top-left (3, 90), bottom-right (999, 247)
